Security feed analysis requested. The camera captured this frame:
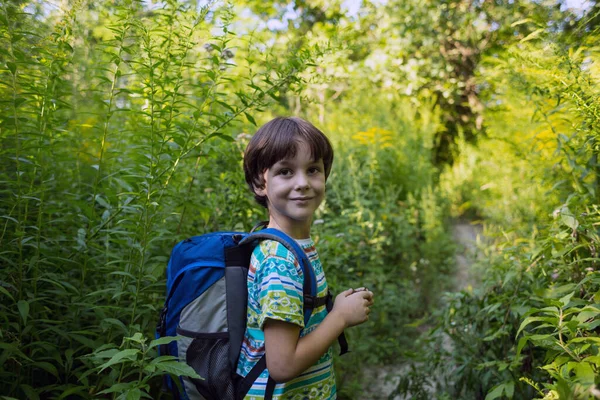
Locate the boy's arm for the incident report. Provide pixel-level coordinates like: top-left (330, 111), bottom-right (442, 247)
top-left (263, 289), bottom-right (373, 382)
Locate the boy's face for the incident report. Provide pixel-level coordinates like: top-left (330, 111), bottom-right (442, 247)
top-left (255, 141), bottom-right (325, 234)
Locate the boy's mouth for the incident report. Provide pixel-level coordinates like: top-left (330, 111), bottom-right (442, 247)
top-left (290, 197), bottom-right (313, 201)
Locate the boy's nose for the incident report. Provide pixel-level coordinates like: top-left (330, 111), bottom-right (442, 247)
top-left (294, 173), bottom-right (310, 190)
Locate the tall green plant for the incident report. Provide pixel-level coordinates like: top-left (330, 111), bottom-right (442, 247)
top-left (400, 23), bottom-right (600, 400)
top-left (0, 1), bottom-right (321, 397)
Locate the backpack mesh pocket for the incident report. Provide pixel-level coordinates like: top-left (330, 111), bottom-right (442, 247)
top-left (179, 330), bottom-right (236, 400)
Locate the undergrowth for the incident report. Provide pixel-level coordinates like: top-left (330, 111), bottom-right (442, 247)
top-left (399, 32), bottom-right (600, 400)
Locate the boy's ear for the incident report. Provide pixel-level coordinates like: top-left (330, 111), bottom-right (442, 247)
top-left (253, 171), bottom-right (267, 196)
top-left (253, 184), bottom-right (266, 197)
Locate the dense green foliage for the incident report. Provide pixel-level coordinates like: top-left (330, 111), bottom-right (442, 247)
top-left (398, 26), bottom-right (600, 400)
top-left (1, 0), bottom-right (599, 399)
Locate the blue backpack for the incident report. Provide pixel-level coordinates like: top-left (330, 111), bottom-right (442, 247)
top-left (155, 226), bottom-right (348, 400)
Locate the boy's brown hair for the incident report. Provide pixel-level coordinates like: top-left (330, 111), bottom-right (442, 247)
top-left (243, 116), bottom-right (334, 208)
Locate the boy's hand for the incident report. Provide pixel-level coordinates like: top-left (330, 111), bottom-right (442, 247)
top-left (331, 288), bottom-right (374, 328)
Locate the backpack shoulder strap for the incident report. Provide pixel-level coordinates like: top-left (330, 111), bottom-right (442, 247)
top-left (240, 228), bottom-right (316, 327)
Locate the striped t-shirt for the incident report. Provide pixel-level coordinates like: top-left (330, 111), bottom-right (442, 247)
top-left (236, 238), bottom-right (336, 399)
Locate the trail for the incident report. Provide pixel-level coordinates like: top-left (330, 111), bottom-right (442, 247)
top-left (451, 221), bottom-right (483, 291)
top-left (361, 220), bottom-right (483, 399)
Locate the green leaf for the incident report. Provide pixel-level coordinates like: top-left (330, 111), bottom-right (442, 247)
top-left (13, 97), bottom-right (26, 108)
top-left (516, 336), bottom-right (528, 358)
top-left (552, 356), bottom-right (571, 369)
top-left (582, 355), bottom-right (600, 365)
top-left (539, 306), bottom-right (560, 315)
top-left (0, 286), bottom-right (14, 301)
top-left (527, 333), bottom-right (558, 346)
top-left (244, 112), bottom-right (257, 126)
top-left (206, 132), bottom-right (234, 142)
top-left (109, 271), bottom-right (136, 280)
top-left (0, 342), bottom-right (33, 362)
top-left (95, 195), bottom-right (110, 209)
top-left (505, 381), bottom-right (514, 398)
top-left (6, 61), bottom-right (16, 75)
top-left (19, 384), bottom-right (39, 400)
top-left (146, 355), bottom-right (178, 366)
top-left (149, 336), bottom-right (179, 350)
top-left (101, 318), bottom-right (129, 334)
top-left (69, 333), bottom-right (96, 349)
top-left (569, 337), bottom-right (600, 344)
top-left (520, 28), bottom-right (545, 43)
top-left (574, 363), bottom-right (595, 385)
top-left (511, 18), bottom-right (533, 27)
top-left (17, 299), bottom-right (29, 325)
top-left (56, 385), bottom-right (91, 400)
top-left (92, 348), bottom-right (120, 359)
top-left (556, 375), bottom-right (573, 399)
top-left (559, 207), bottom-right (578, 230)
top-left (33, 361), bottom-right (59, 378)
top-left (516, 316), bottom-right (556, 338)
top-left (117, 388), bottom-right (141, 400)
top-left (144, 355), bottom-right (178, 373)
top-left (559, 291), bottom-right (574, 308)
top-left (485, 383), bottom-right (505, 400)
top-left (124, 332), bottom-right (144, 344)
top-left (65, 348), bottom-right (74, 365)
top-left (155, 361), bottom-right (202, 379)
top-left (575, 307), bottom-right (600, 323)
top-left (98, 349), bottom-right (140, 372)
top-left (216, 100), bottom-right (236, 112)
top-left (98, 383), bottom-right (136, 395)
top-left (545, 284), bottom-right (576, 299)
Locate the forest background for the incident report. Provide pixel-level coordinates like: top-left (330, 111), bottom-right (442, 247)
top-left (1, 0), bottom-right (599, 399)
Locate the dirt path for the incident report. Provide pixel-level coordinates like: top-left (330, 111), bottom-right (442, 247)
top-left (361, 220), bottom-right (483, 399)
top-left (451, 221), bottom-right (483, 291)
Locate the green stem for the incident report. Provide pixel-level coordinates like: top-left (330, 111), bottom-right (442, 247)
top-left (83, 16), bottom-right (131, 288)
top-left (155, 6), bottom-right (204, 161)
top-left (176, 155), bottom-right (202, 235)
top-left (557, 307), bottom-right (581, 362)
top-left (3, 2), bottom-right (24, 301)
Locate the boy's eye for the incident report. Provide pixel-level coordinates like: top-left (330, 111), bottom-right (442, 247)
top-left (278, 168), bottom-right (293, 176)
top-left (308, 167), bottom-right (322, 174)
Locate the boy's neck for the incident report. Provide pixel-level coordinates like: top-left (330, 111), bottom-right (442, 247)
top-left (267, 217), bottom-right (312, 240)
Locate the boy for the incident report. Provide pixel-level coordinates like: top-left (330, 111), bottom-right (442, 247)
top-left (237, 116), bottom-right (374, 399)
